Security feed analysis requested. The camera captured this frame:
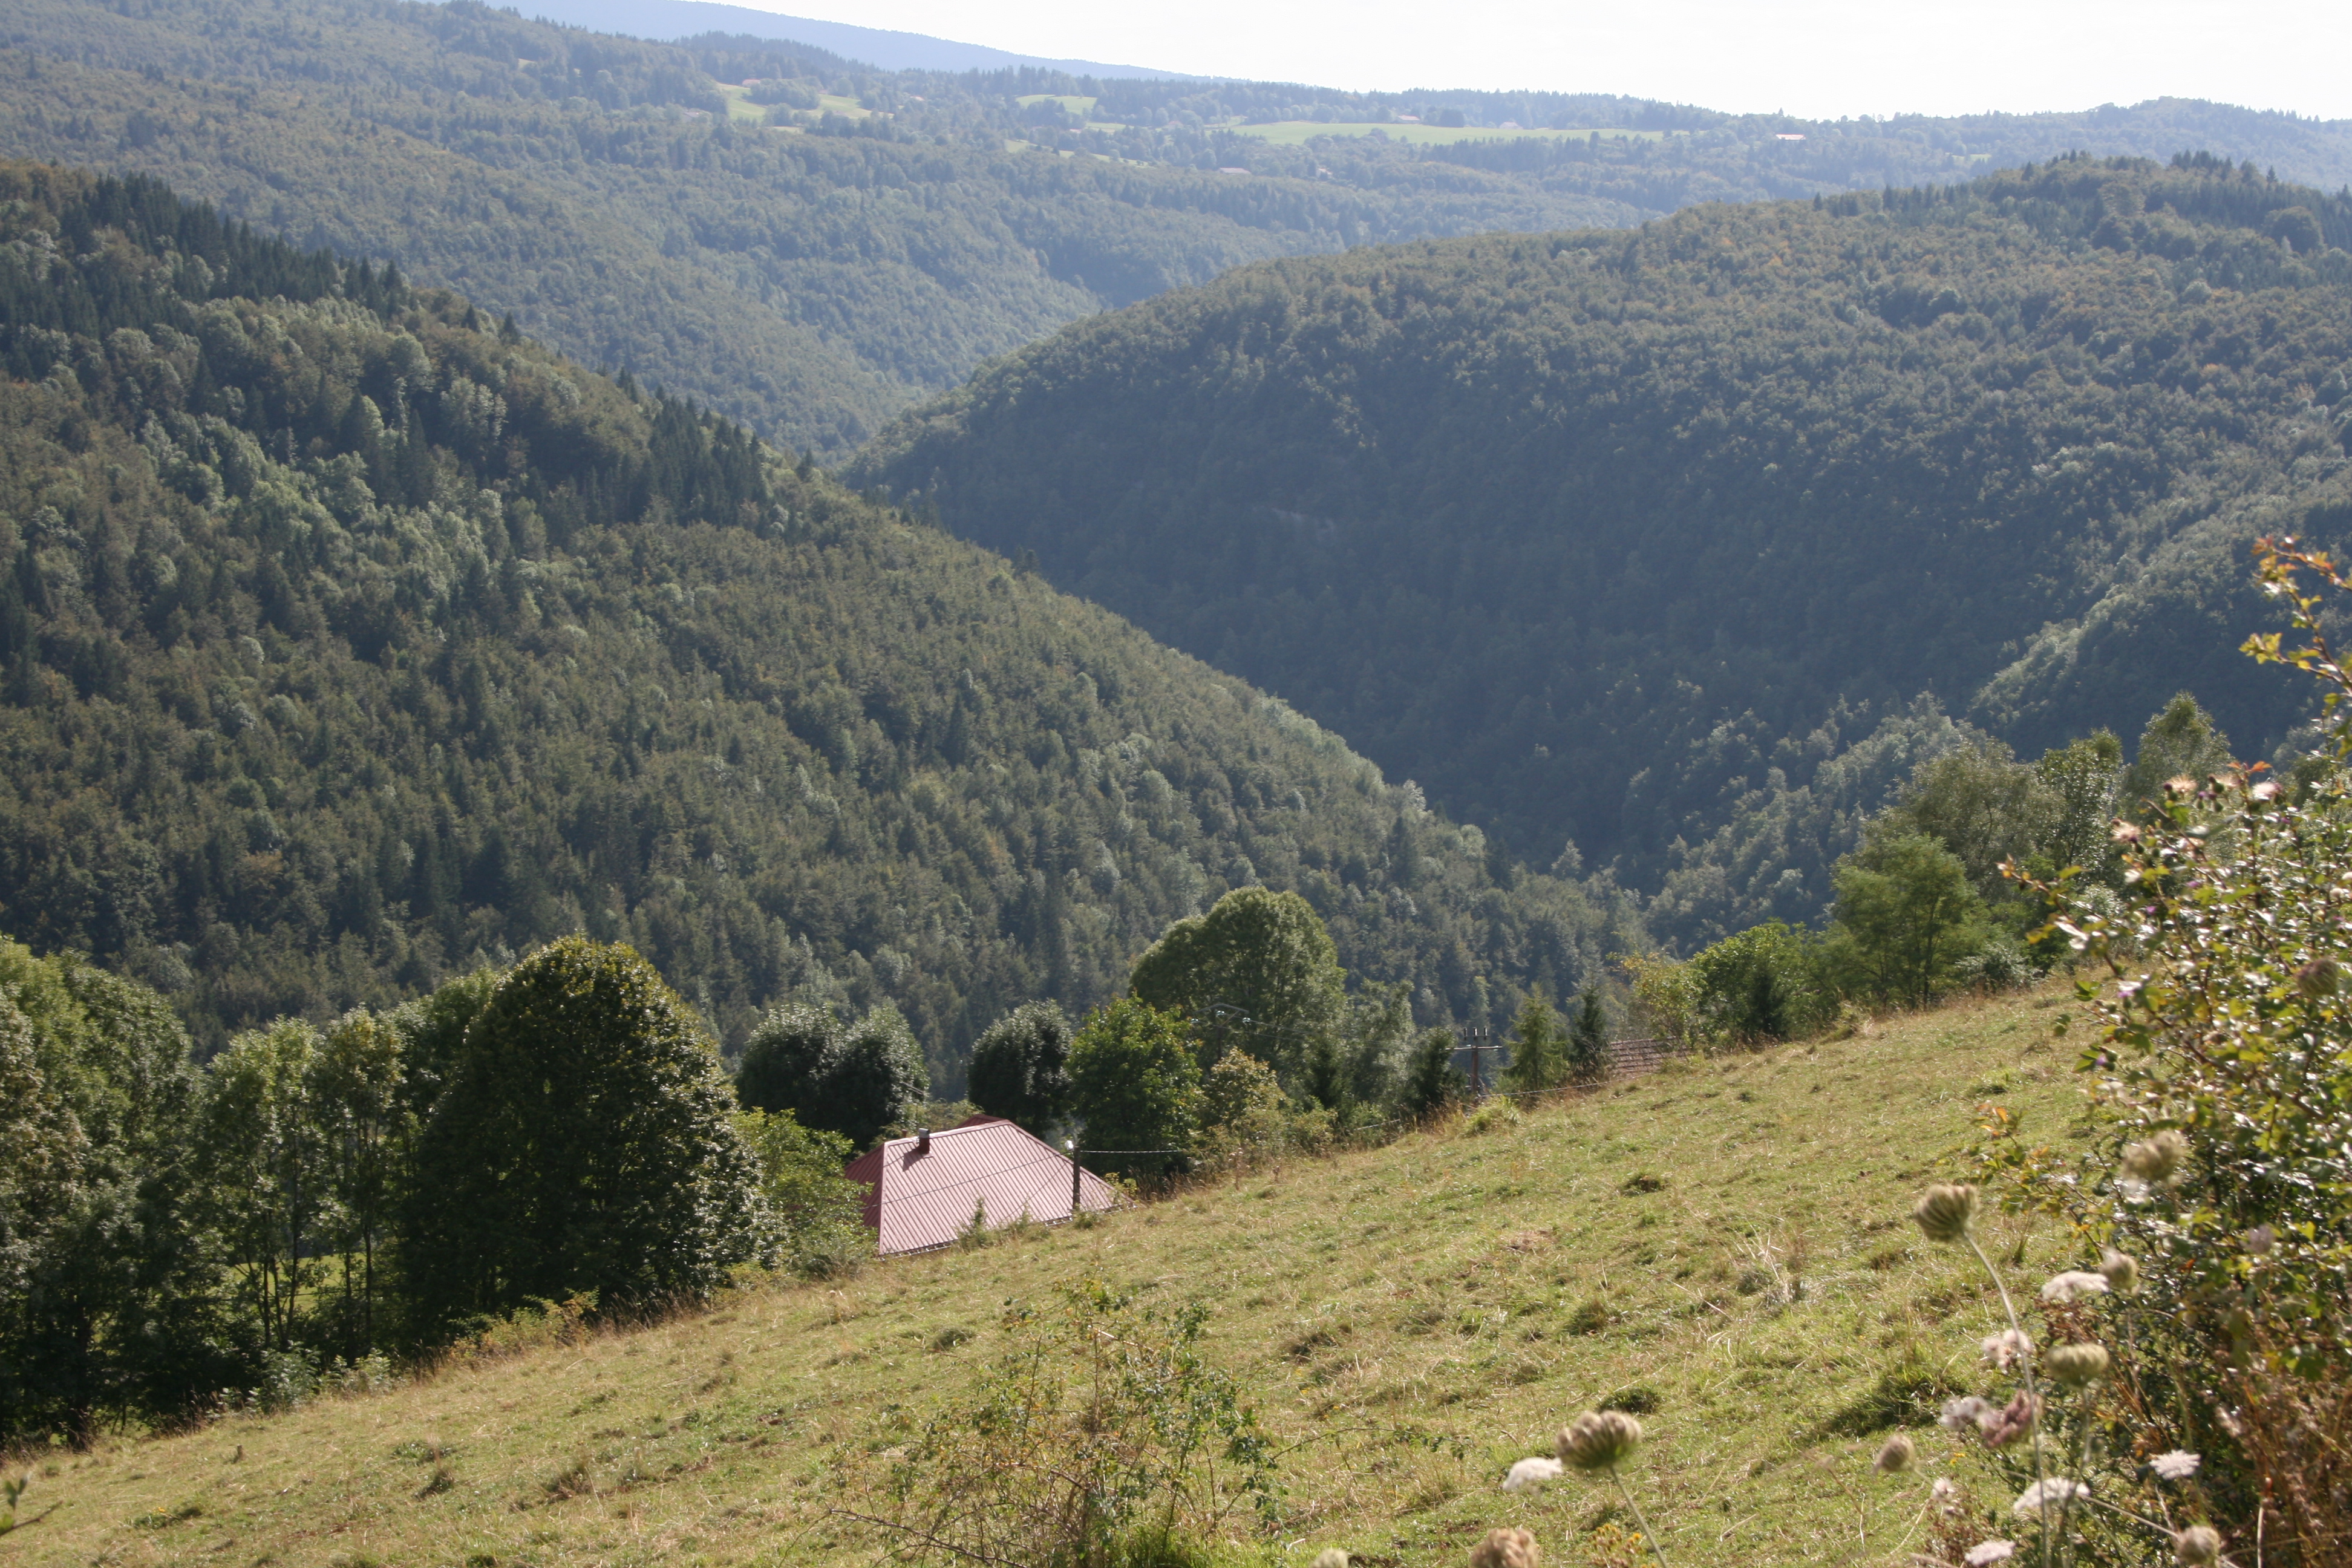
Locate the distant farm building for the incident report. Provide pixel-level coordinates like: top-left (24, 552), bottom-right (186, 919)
top-left (844, 1116), bottom-right (1120, 1256)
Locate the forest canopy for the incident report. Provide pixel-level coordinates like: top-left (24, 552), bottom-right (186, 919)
top-left (855, 154), bottom-right (2352, 946)
top-left (0, 160), bottom-right (1624, 1068)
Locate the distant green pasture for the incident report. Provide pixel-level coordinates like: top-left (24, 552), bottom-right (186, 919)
top-left (1230, 120), bottom-right (1673, 147)
top-left (1016, 93), bottom-right (1098, 114)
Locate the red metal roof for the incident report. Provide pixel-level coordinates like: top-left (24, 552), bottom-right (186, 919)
top-left (843, 1116), bottom-right (1120, 1256)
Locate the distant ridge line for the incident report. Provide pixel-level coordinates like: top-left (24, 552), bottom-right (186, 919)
top-left (502, 0), bottom-right (1214, 80)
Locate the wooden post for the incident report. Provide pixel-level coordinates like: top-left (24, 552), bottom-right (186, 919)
top-left (1066, 1138), bottom-right (1080, 1218)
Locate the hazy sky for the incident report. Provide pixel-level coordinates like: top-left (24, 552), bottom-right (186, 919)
top-left (733, 0), bottom-right (2349, 121)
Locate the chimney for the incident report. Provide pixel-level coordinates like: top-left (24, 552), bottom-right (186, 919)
top-left (915, 1127), bottom-right (931, 1154)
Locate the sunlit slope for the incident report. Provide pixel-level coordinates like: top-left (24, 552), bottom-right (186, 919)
top-left (18, 987), bottom-right (2088, 1567)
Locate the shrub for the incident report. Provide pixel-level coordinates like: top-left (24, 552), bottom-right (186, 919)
top-left (882, 1279), bottom-right (1278, 1566)
top-left (733, 1108), bottom-right (866, 1278)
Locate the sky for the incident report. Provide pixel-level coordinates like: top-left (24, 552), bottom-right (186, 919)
top-left (721, 0), bottom-right (2351, 121)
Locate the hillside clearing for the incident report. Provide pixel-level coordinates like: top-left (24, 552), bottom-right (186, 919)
top-left (12, 986), bottom-right (2087, 1567)
top-left (1228, 123), bottom-right (1673, 146)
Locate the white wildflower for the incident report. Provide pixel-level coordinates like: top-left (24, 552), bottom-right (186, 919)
top-left (2040, 1270), bottom-right (2111, 1303)
top-left (1501, 1456), bottom-right (1563, 1492)
top-left (2150, 1450), bottom-right (2202, 1481)
top-left (1965, 1544), bottom-right (2017, 1566)
top-left (1939, 1395), bottom-right (1996, 1433)
top-left (2013, 1477), bottom-right (2089, 1519)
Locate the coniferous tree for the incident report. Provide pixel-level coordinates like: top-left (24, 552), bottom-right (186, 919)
top-left (1567, 985), bottom-right (1609, 1083)
top-left (1398, 1028), bottom-right (1465, 1118)
top-left (1500, 994), bottom-right (1565, 1094)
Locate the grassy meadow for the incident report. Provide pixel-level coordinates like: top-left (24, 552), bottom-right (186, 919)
top-left (11, 985), bottom-right (2093, 1567)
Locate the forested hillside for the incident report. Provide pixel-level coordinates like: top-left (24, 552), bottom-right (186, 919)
top-left (0, 161), bottom-right (1624, 1065)
top-left (857, 155), bottom-right (2352, 942)
top-left (1, 0), bottom-right (2345, 454)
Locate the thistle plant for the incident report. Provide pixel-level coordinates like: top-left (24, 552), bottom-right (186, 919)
top-left (1491, 1410), bottom-right (1668, 1567)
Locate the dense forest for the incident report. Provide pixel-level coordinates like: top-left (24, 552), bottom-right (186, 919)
top-left (1, 0), bottom-right (2346, 454)
top-left (855, 155), bottom-right (2352, 945)
top-left (0, 160), bottom-right (1630, 1069)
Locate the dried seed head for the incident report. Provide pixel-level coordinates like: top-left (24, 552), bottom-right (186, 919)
top-left (1979, 1390), bottom-right (2039, 1449)
top-left (2098, 1249), bottom-right (2140, 1294)
top-left (2122, 1129), bottom-right (2189, 1185)
top-left (2149, 1451), bottom-right (2201, 1481)
top-left (1912, 1183), bottom-right (1979, 1244)
top-left (1557, 1410), bottom-right (1643, 1471)
top-left (1874, 1433), bottom-right (1916, 1473)
top-left (1311, 1551), bottom-right (1351, 1568)
top-left (1965, 1544), bottom-right (2017, 1566)
top-left (2045, 1343), bottom-right (2111, 1387)
top-left (2245, 1225), bottom-right (2276, 1258)
top-left (1469, 1526), bottom-right (1540, 1568)
top-left (1980, 1327), bottom-right (2033, 1371)
top-left (2164, 775), bottom-right (2200, 797)
top-left (2172, 1524), bottom-right (2224, 1566)
top-left (2295, 956), bottom-right (2341, 1000)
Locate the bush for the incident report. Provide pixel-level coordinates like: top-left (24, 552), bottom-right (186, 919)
top-left (883, 1279), bottom-right (1278, 1566)
top-left (1688, 921), bottom-right (1831, 1044)
top-left (733, 1108), bottom-right (866, 1278)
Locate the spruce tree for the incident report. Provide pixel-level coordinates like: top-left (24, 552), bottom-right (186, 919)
top-left (1567, 985), bottom-right (1609, 1083)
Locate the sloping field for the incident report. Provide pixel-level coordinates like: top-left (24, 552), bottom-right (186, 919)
top-left (13, 987), bottom-right (2088, 1567)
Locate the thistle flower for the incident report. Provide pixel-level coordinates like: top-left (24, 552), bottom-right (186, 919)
top-left (2040, 1270), bottom-right (2111, 1304)
top-left (1932, 1477), bottom-right (1959, 1502)
top-left (1980, 1391), bottom-right (2039, 1449)
top-left (2245, 1224), bottom-right (2276, 1257)
top-left (1980, 1328), bottom-right (2033, 1371)
top-left (2013, 1477), bottom-right (2089, 1519)
top-left (1912, 1183), bottom-right (1979, 1244)
top-left (2164, 775), bottom-right (2200, 797)
top-left (2045, 1342), bottom-right (2111, 1387)
top-left (1312, 1552), bottom-right (1351, 1568)
top-left (2172, 1524), bottom-right (2223, 1566)
top-left (1469, 1525), bottom-right (1539, 1568)
top-left (1874, 1433), bottom-right (1916, 1473)
top-left (1965, 1544), bottom-right (2017, 1566)
top-left (2122, 1129), bottom-right (2189, 1185)
top-left (2149, 1451), bottom-right (2201, 1481)
top-left (1939, 1395), bottom-right (1996, 1434)
top-left (1557, 1410), bottom-right (1642, 1471)
top-left (1501, 1457), bottom-right (1563, 1492)
top-left (2098, 1249), bottom-right (2140, 1294)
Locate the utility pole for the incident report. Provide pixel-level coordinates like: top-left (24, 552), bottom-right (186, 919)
top-left (1460, 1025), bottom-right (1492, 1097)
top-left (1066, 1137), bottom-right (1080, 1218)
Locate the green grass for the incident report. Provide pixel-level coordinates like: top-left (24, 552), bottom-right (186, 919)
top-left (710, 83), bottom-right (767, 125)
top-left (1228, 122), bottom-right (1674, 148)
top-left (10, 986), bottom-right (2091, 1566)
top-left (1017, 93), bottom-right (1099, 115)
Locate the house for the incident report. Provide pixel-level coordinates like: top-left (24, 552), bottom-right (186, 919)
top-left (844, 1116), bottom-right (1121, 1256)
